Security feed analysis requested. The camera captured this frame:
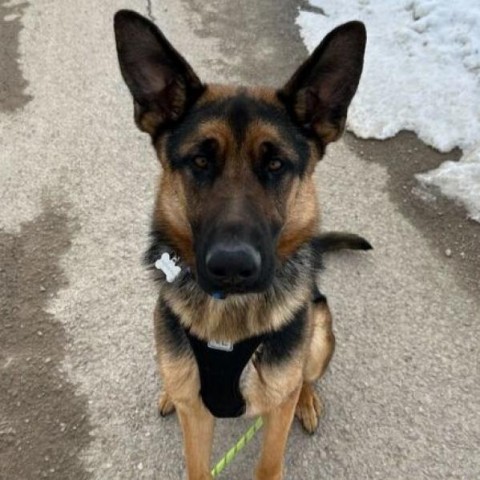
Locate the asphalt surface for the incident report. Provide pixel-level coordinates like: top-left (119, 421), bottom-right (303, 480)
top-left (1, 1), bottom-right (479, 479)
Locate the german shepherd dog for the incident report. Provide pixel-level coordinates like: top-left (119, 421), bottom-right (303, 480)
top-left (114, 10), bottom-right (368, 480)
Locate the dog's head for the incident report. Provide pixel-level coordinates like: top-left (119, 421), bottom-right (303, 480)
top-left (114, 10), bottom-right (366, 296)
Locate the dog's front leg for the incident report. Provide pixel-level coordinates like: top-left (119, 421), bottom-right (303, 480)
top-left (255, 385), bottom-right (301, 480)
top-left (176, 399), bottom-right (215, 480)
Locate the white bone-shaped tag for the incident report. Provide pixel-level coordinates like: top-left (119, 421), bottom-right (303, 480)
top-left (155, 253), bottom-right (181, 283)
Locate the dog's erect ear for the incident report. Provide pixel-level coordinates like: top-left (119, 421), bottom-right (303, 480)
top-left (278, 21), bottom-right (366, 145)
top-left (114, 10), bottom-right (204, 135)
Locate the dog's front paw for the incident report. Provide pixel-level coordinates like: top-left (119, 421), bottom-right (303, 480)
top-left (157, 390), bottom-right (175, 417)
top-left (295, 383), bottom-right (323, 434)
top-left (187, 474), bottom-right (212, 480)
top-left (255, 467), bottom-right (283, 480)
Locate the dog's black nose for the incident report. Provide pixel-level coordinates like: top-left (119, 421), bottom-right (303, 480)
top-left (205, 243), bottom-right (261, 287)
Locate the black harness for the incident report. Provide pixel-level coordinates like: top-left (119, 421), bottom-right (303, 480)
top-left (184, 330), bottom-right (264, 418)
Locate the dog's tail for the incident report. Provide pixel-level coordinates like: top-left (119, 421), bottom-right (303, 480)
top-left (311, 232), bottom-right (372, 253)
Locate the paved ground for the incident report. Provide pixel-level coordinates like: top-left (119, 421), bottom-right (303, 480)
top-left (1, 1), bottom-right (479, 479)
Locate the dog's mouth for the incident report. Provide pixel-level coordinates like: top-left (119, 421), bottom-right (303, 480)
top-left (195, 259), bottom-right (275, 298)
top-left (204, 282), bottom-right (269, 298)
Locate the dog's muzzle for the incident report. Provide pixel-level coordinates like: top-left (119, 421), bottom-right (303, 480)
top-left (195, 221), bottom-right (276, 295)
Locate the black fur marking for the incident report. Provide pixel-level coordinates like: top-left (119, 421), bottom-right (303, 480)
top-left (311, 232), bottom-right (373, 253)
top-left (312, 285), bottom-right (327, 304)
top-left (257, 306), bottom-right (307, 366)
top-left (226, 94), bottom-right (251, 145)
top-left (144, 228), bottom-right (175, 267)
top-left (157, 301), bottom-right (191, 357)
top-left (272, 242), bottom-right (318, 291)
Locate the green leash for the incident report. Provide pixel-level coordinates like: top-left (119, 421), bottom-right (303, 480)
top-left (211, 417), bottom-right (264, 477)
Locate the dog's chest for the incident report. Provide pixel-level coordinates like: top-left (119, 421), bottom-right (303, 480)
top-left (183, 306), bottom-right (308, 418)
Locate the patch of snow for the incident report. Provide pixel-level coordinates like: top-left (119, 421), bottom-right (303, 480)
top-left (297, 0), bottom-right (480, 222)
top-left (417, 147), bottom-right (480, 222)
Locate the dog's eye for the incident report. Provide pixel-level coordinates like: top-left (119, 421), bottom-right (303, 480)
top-left (267, 158), bottom-right (284, 173)
top-left (192, 156), bottom-right (209, 170)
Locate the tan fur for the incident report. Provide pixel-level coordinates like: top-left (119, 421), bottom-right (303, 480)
top-left (241, 335), bottom-right (306, 416)
top-left (154, 303), bottom-right (199, 405)
top-left (158, 389), bottom-right (175, 416)
top-left (199, 84), bottom-right (280, 106)
top-left (277, 176), bottom-right (319, 259)
top-left (304, 299), bottom-right (335, 382)
top-left (137, 78), bottom-right (190, 134)
top-left (155, 304), bottom-right (215, 479)
top-left (156, 350), bottom-right (216, 480)
top-left (152, 138), bottom-right (195, 264)
top-left (174, 119), bottom-right (233, 159)
top-left (255, 386), bottom-right (301, 480)
top-left (245, 121), bottom-right (299, 162)
top-left (137, 109), bottom-right (161, 135)
top-left (314, 119), bottom-right (345, 144)
top-left (156, 349), bottom-right (199, 406)
top-left (243, 359), bottom-right (303, 416)
top-left (295, 382), bottom-right (323, 434)
top-left (197, 84), bottom-right (238, 104)
top-left (176, 398), bottom-right (215, 480)
top-left (292, 91), bottom-right (345, 145)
